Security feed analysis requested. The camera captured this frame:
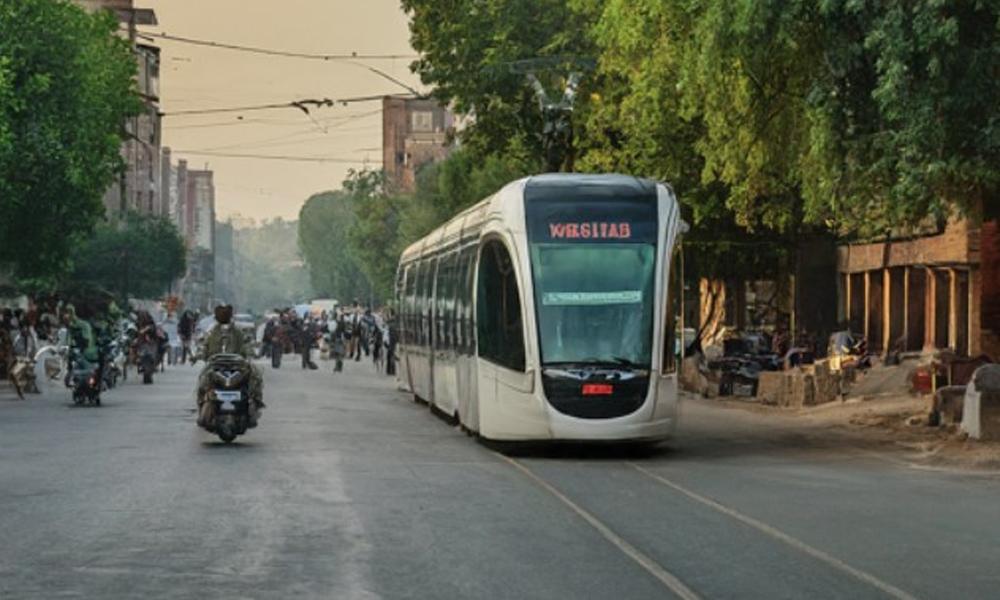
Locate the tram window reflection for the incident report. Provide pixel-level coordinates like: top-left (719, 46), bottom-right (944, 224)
top-left (530, 243), bottom-right (655, 367)
top-left (477, 240), bottom-right (526, 371)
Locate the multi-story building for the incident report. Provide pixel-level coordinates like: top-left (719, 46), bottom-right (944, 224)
top-left (75, 0), bottom-right (161, 218)
top-left (176, 169), bottom-right (216, 312)
top-left (382, 96), bottom-right (454, 193)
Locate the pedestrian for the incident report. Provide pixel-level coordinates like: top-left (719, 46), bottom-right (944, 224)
top-left (329, 317), bottom-right (346, 373)
top-left (178, 310), bottom-right (195, 364)
top-left (297, 316), bottom-right (318, 370)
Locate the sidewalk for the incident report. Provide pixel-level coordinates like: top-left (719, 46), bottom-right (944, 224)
top-left (685, 391), bottom-right (1000, 474)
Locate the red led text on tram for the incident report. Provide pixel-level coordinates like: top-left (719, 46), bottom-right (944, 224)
top-left (548, 222), bottom-right (632, 240)
top-left (582, 383), bottom-right (614, 396)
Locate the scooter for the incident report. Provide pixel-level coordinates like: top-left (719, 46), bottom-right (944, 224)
top-left (199, 353), bottom-right (258, 443)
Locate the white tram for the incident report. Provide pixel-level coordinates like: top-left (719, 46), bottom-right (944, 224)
top-left (395, 173), bottom-right (685, 442)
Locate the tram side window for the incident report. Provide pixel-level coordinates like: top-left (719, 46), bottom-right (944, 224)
top-left (415, 260), bottom-right (425, 346)
top-left (444, 251), bottom-right (457, 351)
top-left (457, 245), bottom-right (474, 355)
top-left (662, 246), bottom-right (682, 374)
top-left (434, 253), bottom-right (450, 350)
top-left (449, 251), bottom-right (459, 351)
top-left (403, 264), bottom-right (416, 344)
top-left (424, 258), bottom-right (437, 347)
top-left (464, 248), bottom-right (477, 355)
top-left (454, 248), bottom-right (468, 353)
top-left (476, 240), bottom-right (526, 371)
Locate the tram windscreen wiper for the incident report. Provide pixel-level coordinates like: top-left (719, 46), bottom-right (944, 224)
top-left (610, 356), bottom-right (645, 369)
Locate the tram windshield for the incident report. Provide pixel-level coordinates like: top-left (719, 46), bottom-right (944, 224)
top-left (529, 242), bottom-right (656, 367)
top-left (525, 187), bottom-right (660, 368)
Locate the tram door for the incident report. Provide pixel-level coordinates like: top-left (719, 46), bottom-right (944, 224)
top-left (476, 239), bottom-right (531, 434)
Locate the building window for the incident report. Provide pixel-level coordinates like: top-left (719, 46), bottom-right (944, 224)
top-left (411, 110), bottom-right (433, 132)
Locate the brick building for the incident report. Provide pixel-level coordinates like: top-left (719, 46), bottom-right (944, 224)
top-left (836, 209), bottom-right (1000, 360)
top-left (170, 168), bottom-right (216, 312)
top-left (382, 96), bottom-right (454, 193)
top-left (75, 0), bottom-right (161, 218)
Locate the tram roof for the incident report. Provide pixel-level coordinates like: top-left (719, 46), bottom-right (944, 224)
top-left (398, 173), bottom-right (667, 262)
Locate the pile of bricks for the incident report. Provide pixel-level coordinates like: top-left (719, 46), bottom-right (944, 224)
top-left (756, 359), bottom-right (841, 408)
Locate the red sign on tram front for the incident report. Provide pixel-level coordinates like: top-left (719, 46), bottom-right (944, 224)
top-left (548, 222), bottom-right (633, 240)
top-left (582, 383), bottom-right (614, 396)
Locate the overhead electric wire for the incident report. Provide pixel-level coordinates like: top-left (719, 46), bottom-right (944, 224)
top-left (191, 125), bottom-right (381, 154)
top-left (162, 95), bottom-right (405, 117)
top-left (136, 31), bottom-right (418, 61)
top-left (163, 108), bottom-right (382, 130)
top-left (137, 30), bottom-right (424, 95)
top-left (180, 109), bottom-right (383, 152)
top-left (171, 150), bottom-right (373, 164)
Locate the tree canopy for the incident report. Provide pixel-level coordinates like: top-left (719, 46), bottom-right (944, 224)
top-left (403, 0), bottom-right (1000, 241)
top-left (298, 191), bottom-right (370, 302)
top-left (69, 212), bottom-right (186, 301)
top-left (0, 0), bottom-right (139, 281)
top-left (402, 0), bottom-right (596, 167)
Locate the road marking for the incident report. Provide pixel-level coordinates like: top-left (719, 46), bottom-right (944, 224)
top-left (628, 462), bottom-right (919, 600)
top-left (496, 454), bottom-right (701, 600)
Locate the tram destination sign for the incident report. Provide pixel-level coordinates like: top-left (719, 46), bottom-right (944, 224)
top-left (525, 195), bottom-right (658, 244)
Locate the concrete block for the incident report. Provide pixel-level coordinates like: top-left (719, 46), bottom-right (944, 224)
top-left (811, 359), bottom-right (840, 405)
top-left (961, 365), bottom-right (1000, 440)
top-left (680, 356), bottom-right (707, 395)
top-left (756, 371), bottom-right (784, 405)
top-left (932, 385), bottom-right (966, 426)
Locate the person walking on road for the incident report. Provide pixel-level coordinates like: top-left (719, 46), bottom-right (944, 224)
top-left (296, 316), bottom-right (318, 370)
top-left (178, 310), bottom-right (195, 364)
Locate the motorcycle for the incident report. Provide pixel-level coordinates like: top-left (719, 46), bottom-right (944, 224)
top-left (66, 346), bottom-right (101, 406)
top-left (101, 337), bottom-right (125, 390)
top-left (200, 353), bottom-right (257, 443)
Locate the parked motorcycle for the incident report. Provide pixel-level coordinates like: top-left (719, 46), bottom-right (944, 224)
top-left (199, 353), bottom-right (258, 443)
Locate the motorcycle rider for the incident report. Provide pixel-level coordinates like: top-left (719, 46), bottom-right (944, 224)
top-left (63, 304), bottom-right (99, 364)
top-left (195, 305), bottom-right (264, 427)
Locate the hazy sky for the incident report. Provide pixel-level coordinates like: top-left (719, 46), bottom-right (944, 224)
top-left (140, 0), bottom-right (423, 222)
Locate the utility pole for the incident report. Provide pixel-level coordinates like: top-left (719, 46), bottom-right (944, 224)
top-left (508, 56), bottom-right (594, 172)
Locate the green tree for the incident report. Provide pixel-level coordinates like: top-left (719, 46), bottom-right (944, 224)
top-left (298, 191), bottom-right (371, 300)
top-left (402, 0), bottom-right (597, 166)
top-left (70, 212), bottom-right (186, 301)
top-left (803, 0), bottom-right (999, 235)
top-left (679, 0), bottom-right (999, 236)
top-left (344, 169), bottom-right (400, 302)
top-left (0, 0), bottom-right (139, 281)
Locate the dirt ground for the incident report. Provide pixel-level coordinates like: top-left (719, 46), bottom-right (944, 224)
top-left (686, 391), bottom-right (1000, 475)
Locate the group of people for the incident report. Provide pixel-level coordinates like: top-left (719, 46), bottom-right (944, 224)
top-left (260, 301), bottom-right (397, 375)
top-left (0, 293), bottom-right (204, 397)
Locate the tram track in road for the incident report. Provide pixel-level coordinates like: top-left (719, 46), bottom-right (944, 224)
top-left (626, 462), bottom-right (920, 600)
top-left (496, 451), bottom-right (924, 600)
top-left (495, 453), bottom-right (702, 600)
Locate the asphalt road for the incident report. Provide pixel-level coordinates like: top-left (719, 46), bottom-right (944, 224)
top-left (2, 356), bottom-right (999, 599)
